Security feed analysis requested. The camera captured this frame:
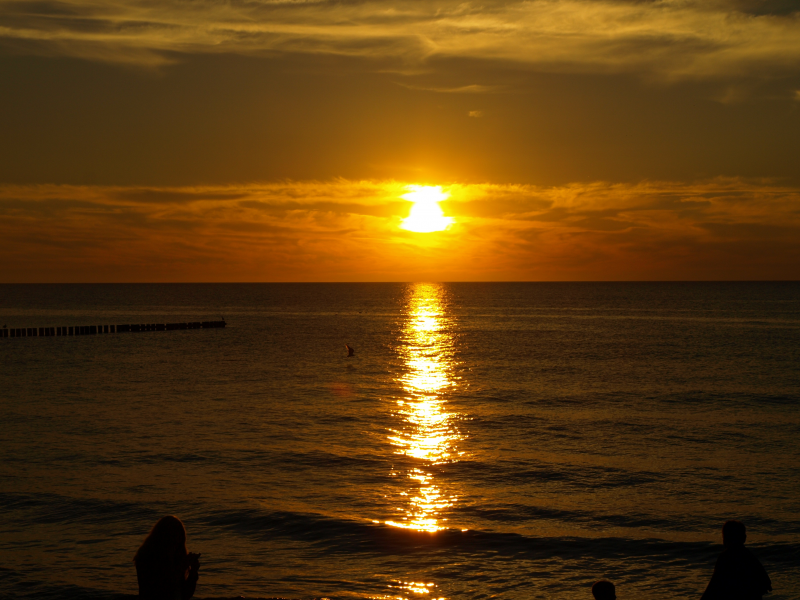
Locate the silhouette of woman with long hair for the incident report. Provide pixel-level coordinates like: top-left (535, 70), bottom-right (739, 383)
top-left (134, 516), bottom-right (200, 600)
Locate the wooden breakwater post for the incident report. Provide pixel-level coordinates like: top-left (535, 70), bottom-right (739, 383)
top-left (2, 320), bottom-right (225, 338)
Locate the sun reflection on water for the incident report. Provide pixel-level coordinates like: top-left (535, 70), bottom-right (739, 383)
top-left (370, 580), bottom-right (445, 600)
top-left (386, 283), bottom-right (463, 533)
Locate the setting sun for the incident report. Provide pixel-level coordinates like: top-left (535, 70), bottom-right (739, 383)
top-left (400, 186), bottom-right (454, 233)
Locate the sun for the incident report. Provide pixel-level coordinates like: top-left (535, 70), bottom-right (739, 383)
top-left (400, 186), bottom-right (454, 233)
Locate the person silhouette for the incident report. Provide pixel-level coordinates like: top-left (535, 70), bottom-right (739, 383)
top-left (134, 515), bottom-right (200, 600)
top-left (701, 520), bottom-right (771, 600)
top-left (592, 580), bottom-right (616, 600)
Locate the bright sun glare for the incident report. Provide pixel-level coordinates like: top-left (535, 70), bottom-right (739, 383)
top-left (400, 186), bottom-right (454, 233)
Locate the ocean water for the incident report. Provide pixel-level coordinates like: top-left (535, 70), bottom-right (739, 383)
top-left (1, 282), bottom-right (798, 600)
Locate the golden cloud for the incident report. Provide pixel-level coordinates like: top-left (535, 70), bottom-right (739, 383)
top-left (1, 178), bottom-right (799, 282)
top-left (1, 0), bottom-right (799, 79)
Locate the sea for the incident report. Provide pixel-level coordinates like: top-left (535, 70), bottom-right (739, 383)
top-left (1, 283), bottom-right (798, 600)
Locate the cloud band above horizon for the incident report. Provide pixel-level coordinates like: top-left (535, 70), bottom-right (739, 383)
top-left (2, 178), bottom-right (798, 282)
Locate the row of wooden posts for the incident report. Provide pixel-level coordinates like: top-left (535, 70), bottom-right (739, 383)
top-left (2, 320), bottom-right (226, 338)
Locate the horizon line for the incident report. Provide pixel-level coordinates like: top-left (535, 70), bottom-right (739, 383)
top-left (2, 280), bottom-right (798, 285)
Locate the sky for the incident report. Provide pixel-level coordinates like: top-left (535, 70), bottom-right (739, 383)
top-left (1, 0), bottom-right (799, 281)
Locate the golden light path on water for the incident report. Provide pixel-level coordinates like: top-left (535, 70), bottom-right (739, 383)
top-left (386, 283), bottom-right (463, 539)
top-left (374, 284), bottom-right (463, 600)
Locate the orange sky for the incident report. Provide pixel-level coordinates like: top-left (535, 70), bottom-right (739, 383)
top-left (1, 0), bottom-right (800, 281)
top-left (2, 179), bottom-right (799, 281)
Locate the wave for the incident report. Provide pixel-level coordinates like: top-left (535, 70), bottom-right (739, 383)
top-left (0, 567), bottom-right (297, 600)
top-left (452, 504), bottom-right (800, 536)
top-left (444, 458), bottom-right (663, 488)
top-left (0, 492), bottom-right (159, 527)
top-left (3, 492), bottom-right (797, 565)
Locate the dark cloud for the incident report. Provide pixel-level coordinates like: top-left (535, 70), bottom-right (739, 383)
top-left (728, 0), bottom-right (800, 16)
top-left (239, 199), bottom-right (407, 218)
top-left (114, 189), bottom-right (251, 203)
top-left (0, 198), bottom-right (104, 215)
top-left (698, 221), bottom-right (800, 240)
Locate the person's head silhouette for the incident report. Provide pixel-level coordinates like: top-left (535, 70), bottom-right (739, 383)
top-left (592, 580), bottom-right (616, 600)
top-left (135, 515), bottom-right (187, 563)
top-left (134, 515), bottom-right (200, 599)
top-left (722, 520), bottom-right (747, 548)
